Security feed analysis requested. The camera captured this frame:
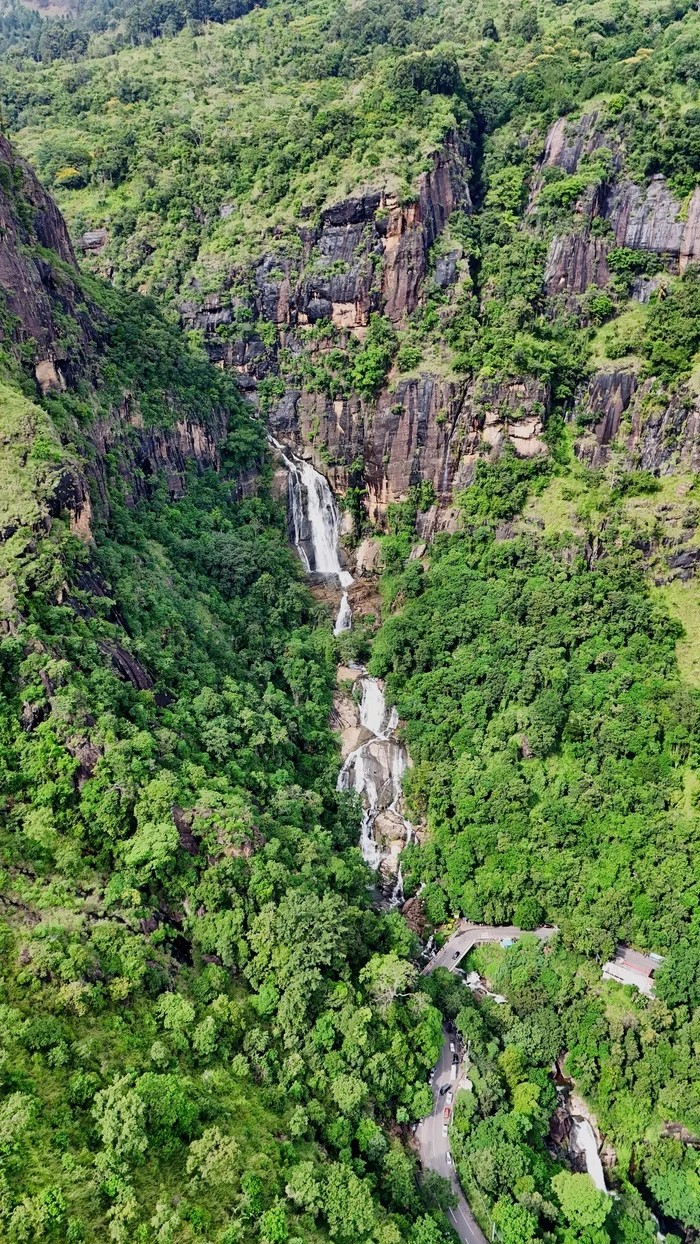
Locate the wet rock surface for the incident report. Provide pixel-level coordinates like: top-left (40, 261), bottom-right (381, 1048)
top-left (335, 669), bottom-right (413, 892)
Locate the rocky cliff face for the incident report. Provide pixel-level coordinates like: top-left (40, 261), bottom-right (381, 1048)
top-left (181, 131), bottom-right (555, 523)
top-left (179, 111), bottom-right (700, 543)
top-left (0, 138), bottom-right (231, 536)
top-left (269, 373), bottom-right (548, 522)
top-left (541, 112), bottom-right (700, 301)
top-left (575, 365), bottom-right (700, 477)
top-left (182, 133), bottom-right (472, 346)
top-left (533, 110), bottom-right (700, 476)
top-left (0, 133), bottom-right (100, 395)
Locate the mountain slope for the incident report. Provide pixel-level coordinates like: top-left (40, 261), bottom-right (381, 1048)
top-left (8, 0), bottom-right (700, 1239)
top-left (8, 0), bottom-right (700, 528)
top-left (0, 134), bottom-right (454, 1244)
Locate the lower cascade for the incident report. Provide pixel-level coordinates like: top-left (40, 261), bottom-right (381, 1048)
top-left (333, 591), bottom-right (352, 637)
top-left (569, 1118), bottom-right (608, 1193)
top-left (337, 673), bottom-right (413, 902)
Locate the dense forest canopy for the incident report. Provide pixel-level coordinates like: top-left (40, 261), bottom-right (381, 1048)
top-left (5, 0), bottom-right (700, 1239)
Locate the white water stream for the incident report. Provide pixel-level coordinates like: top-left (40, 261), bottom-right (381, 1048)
top-left (269, 436), bottom-right (352, 585)
top-left (337, 675), bottom-right (412, 902)
top-left (570, 1119), bottom-right (607, 1193)
top-left (334, 592), bottom-right (352, 637)
top-left (270, 435), bottom-right (412, 900)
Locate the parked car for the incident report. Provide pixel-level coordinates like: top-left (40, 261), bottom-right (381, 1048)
top-left (443, 1106), bottom-right (451, 1121)
top-left (450, 1063), bottom-right (457, 1081)
top-left (449, 1041), bottom-right (455, 1053)
top-left (442, 1124), bottom-right (448, 1137)
top-left (446, 1153), bottom-right (452, 1167)
top-left (439, 1083), bottom-right (450, 1096)
top-left (447, 1090), bottom-right (453, 1105)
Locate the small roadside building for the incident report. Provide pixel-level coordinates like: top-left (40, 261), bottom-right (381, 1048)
top-left (601, 945), bottom-right (663, 997)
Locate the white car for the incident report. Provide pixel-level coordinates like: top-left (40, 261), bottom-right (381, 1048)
top-left (442, 1124), bottom-right (448, 1137)
top-left (447, 1090), bottom-right (453, 1105)
top-left (446, 1153), bottom-right (452, 1167)
top-left (449, 1041), bottom-right (455, 1053)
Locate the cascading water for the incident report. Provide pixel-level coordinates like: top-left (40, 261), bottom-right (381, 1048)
top-left (269, 436), bottom-right (353, 631)
top-left (269, 435), bottom-right (351, 579)
top-left (337, 674), bottom-right (412, 905)
top-left (333, 593), bottom-right (352, 637)
top-left (570, 1120), bottom-right (607, 1193)
top-left (270, 438), bottom-right (412, 901)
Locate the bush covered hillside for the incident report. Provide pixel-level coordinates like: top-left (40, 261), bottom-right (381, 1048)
top-left (7, 0), bottom-right (700, 1241)
top-left (0, 137), bottom-right (449, 1244)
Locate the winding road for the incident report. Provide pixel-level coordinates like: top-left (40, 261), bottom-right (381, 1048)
top-left (416, 923), bottom-right (558, 1243)
top-left (416, 1034), bottom-right (489, 1244)
top-left (423, 921), bottom-right (556, 975)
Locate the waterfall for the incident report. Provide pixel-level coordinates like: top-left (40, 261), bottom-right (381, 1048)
top-left (390, 863), bottom-right (404, 906)
top-left (337, 673), bottom-right (413, 904)
top-left (359, 677), bottom-right (390, 737)
top-left (300, 458), bottom-right (353, 586)
top-left (333, 592), bottom-right (352, 636)
top-left (269, 440), bottom-right (412, 899)
top-left (269, 436), bottom-right (353, 629)
top-left (570, 1119), bottom-right (607, 1193)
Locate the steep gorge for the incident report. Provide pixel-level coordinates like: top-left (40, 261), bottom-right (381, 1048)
top-left (8, 1), bottom-right (700, 1237)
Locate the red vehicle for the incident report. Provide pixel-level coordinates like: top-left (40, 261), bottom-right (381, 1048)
top-left (443, 1106), bottom-right (451, 1121)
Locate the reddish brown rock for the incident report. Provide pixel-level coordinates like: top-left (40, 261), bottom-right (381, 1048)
top-left (270, 369), bottom-right (548, 522)
top-left (401, 895), bottom-right (426, 935)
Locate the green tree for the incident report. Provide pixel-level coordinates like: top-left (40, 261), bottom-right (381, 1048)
top-left (324, 1164), bottom-right (376, 1238)
top-left (492, 1198), bottom-right (538, 1244)
top-left (551, 1172), bottom-right (610, 1232)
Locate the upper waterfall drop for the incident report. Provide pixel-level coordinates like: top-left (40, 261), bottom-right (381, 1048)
top-left (269, 437), bottom-right (353, 634)
top-left (298, 456), bottom-right (353, 586)
top-left (269, 436), bottom-right (352, 585)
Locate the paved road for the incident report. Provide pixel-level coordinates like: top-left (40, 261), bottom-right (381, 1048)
top-left (416, 924), bottom-right (558, 1243)
top-left (416, 1033), bottom-right (488, 1244)
top-left (423, 921), bottom-right (557, 975)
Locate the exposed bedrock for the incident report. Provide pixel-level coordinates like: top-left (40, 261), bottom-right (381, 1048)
top-left (182, 131), bottom-right (472, 347)
top-left (574, 366), bottom-right (700, 474)
top-left (0, 136), bottom-right (239, 539)
top-left (0, 133), bottom-right (102, 391)
top-left (269, 374), bottom-right (548, 520)
top-left (541, 113), bottom-right (700, 299)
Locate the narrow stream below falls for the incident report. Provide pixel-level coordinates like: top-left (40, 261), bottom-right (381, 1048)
top-left (270, 438), bottom-right (412, 896)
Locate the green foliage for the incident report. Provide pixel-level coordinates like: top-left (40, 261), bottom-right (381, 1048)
top-left (551, 1171), bottom-right (610, 1231)
top-left (640, 266), bottom-right (700, 381)
top-left (458, 447), bottom-right (553, 522)
top-left (10, 0), bottom-right (700, 1239)
top-left (351, 315), bottom-right (398, 399)
top-left (0, 220), bottom-right (441, 1244)
top-left (372, 506), bottom-right (696, 957)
